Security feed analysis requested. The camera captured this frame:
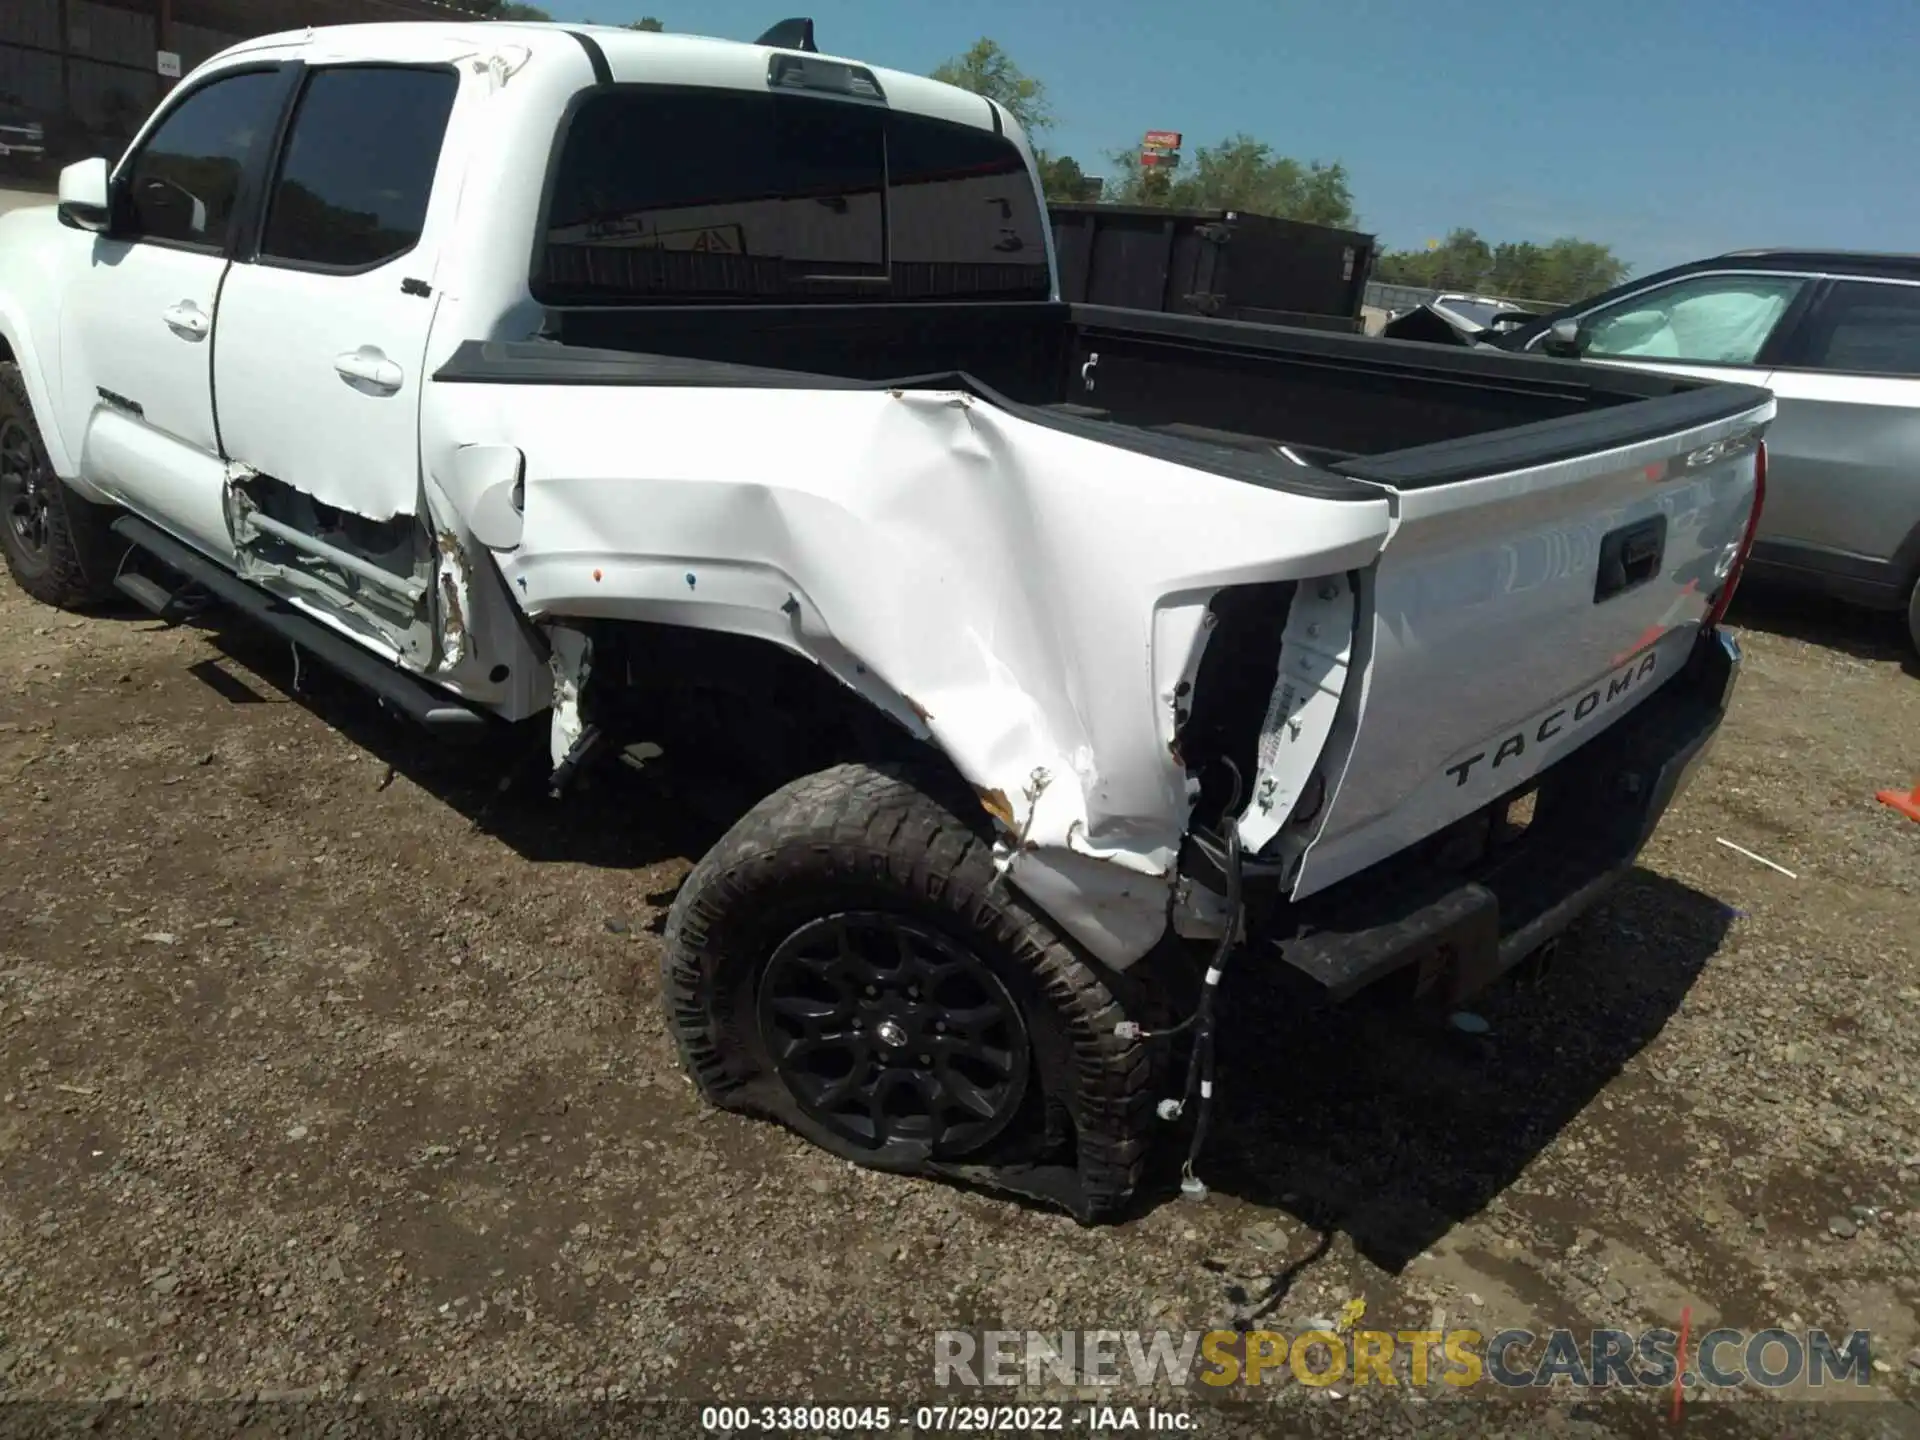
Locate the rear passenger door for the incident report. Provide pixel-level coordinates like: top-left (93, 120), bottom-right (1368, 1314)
top-left (1757, 278), bottom-right (1920, 574)
top-left (211, 61), bottom-right (464, 664)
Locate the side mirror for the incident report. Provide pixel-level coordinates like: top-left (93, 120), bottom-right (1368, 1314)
top-left (1485, 310), bottom-right (1533, 330)
top-left (1541, 317), bottom-right (1585, 358)
top-left (56, 157), bottom-right (112, 233)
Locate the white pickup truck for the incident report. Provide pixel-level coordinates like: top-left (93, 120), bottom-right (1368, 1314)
top-left (0, 18), bottom-right (1770, 1219)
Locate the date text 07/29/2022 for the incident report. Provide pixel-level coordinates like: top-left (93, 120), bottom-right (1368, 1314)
top-left (699, 1404), bottom-right (1193, 1432)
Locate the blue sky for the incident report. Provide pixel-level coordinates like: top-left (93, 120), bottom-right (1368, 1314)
top-left (565, 0), bottom-right (1915, 279)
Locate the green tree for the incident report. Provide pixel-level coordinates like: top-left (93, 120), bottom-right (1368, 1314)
top-left (1107, 135), bottom-right (1357, 228)
top-left (531, 9), bottom-right (659, 27)
top-left (1105, 151), bottom-right (1174, 206)
top-left (932, 40), bottom-right (1097, 201)
top-left (1374, 229), bottom-right (1629, 304)
top-left (472, 1), bottom-right (555, 19)
top-left (930, 38), bottom-right (1052, 134)
top-left (1493, 238), bottom-right (1628, 301)
top-left (1035, 152), bottom-right (1101, 202)
top-left (1373, 227), bottom-right (1494, 290)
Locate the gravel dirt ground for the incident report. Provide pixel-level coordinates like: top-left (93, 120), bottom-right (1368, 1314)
top-left (0, 573), bottom-right (1917, 1440)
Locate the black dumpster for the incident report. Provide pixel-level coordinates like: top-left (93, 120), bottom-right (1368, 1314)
top-left (1048, 203), bottom-right (1377, 332)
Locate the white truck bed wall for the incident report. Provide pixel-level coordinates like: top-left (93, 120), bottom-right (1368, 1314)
top-left (426, 379), bottom-right (1394, 966)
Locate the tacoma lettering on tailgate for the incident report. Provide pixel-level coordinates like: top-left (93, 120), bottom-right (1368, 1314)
top-left (1445, 649), bottom-right (1660, 788)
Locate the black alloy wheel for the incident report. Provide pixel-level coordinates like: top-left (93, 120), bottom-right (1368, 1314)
top-left (757, 911), bottom-right (1030, 1157)
top-left (0, 416), bottom-right (50, 566)
top-left (0, 365), bottom-right (121, 608)
top-left (663, 760), bottom-right (1167, 1220)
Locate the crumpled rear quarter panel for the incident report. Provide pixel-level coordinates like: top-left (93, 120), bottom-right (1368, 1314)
top-left (432, 379), bottom-right (1392, 967)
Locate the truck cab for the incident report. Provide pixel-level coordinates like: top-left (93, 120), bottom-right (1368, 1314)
top-left (5, 21), bottom-right (1051, 711)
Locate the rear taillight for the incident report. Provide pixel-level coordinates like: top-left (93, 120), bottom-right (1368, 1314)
top-left (1705, 439), bottom-right (1766, 631)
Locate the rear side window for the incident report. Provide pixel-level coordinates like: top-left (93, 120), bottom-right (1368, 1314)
top-left (539, 88), bottom-right (1049, 304)
top-left (1577, 273), bottom-right (1805, 366)
top-left (258, 66), bottom-right (458, 270)
top-left (120, 69), bottom-right (285, 250)
top-left (1795, 280), bottom-right (1920, 376)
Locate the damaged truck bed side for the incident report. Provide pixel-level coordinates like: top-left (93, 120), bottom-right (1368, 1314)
top-left (0, 19), bottom-right (1772, 1220)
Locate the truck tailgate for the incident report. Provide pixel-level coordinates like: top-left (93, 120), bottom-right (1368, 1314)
top-left (1282, 391), bottom-right (1774, 899)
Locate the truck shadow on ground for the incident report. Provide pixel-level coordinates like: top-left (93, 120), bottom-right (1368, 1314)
top-left (194, 625), bottom-right (754, 874)
top-left (1727, 582), bottom-right (1918, 677)
top-left (1190, 867), bottom-right (1733, 1282)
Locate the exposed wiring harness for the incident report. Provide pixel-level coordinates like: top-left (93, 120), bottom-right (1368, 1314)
top-left (1113, 757), bottom-right (1250, 1201)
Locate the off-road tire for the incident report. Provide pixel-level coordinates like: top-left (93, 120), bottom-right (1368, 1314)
top-left (661, 760), bottom-right (1165, 1221)
top-left (0, 364), bottom-right (122, 609)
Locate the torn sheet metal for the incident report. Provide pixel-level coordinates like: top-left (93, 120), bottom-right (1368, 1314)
top-left (413, 464), bottom-right (552, 718)
top-left (436, 530), bottom-right (472, 668)
top-left (546, 624), bottom-right (591, 769)
top-left (221, 468), bottom-right (432, 668)
top-left (1154, 594), bottom-right (1214, 804)
top-left (428, 380), bottom-right (1393, 968)
top-left (1235, 574), bottom-right (1355, 854)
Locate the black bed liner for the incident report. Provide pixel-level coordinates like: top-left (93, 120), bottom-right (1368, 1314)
top-left (431, 339), bottom-right (1382, 503)
top-left (432, 300), bottom-right (1773, 498)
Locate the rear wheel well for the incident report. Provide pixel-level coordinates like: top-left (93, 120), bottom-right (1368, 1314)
top-left (572, 619), bottom-right (972, 807)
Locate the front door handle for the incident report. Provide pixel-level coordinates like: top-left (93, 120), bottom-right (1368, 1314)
top-left (334, 347), bottom-right (404, 395)
top-left (161, 301), bottom-right (209, 341)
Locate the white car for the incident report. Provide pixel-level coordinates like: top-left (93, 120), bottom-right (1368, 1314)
top-left (1424, 293), bottom-right (1530, 332)
top-left (0, 19), bottom-right (1769, 1218)
top-left (0, 114), bottom-right (46, 160)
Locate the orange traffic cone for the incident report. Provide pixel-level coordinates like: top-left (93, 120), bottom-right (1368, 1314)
top-left (1878, 783), bottom-right (1920, 822)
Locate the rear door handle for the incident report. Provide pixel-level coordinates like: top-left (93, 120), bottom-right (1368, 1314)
top-left (161, 301), bottom-right (209, 341)
top-left (334, 347), bottom-right (404, 395)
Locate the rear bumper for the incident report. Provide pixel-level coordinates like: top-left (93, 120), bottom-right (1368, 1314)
top-left (1221, 626), bottom-right (1741, 1003)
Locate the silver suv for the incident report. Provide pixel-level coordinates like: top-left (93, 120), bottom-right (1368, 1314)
top-left (1493, 251), bottom-right (1920, 655)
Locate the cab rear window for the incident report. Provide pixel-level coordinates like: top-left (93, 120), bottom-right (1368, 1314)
top-left (537, 87), bottom-right (1049, 304)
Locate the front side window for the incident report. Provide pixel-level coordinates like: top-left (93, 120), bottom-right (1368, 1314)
top-left (1576, 273), bottom-right (1805, 365)
top-left (259, 66), bottom-right (458, 270)
top-left (120, 69), bottom-right (284, 249)
top-left (1795, 280), bottom-right (1920, 377)
top-left (539, 88), bottom-right (1049, 303)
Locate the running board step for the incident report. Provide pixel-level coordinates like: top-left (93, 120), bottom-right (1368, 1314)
top-left (114, 570), bottom-right (181, 617)
top-left (111, 515), bottom-right (490, 737)
top-left (114, 570), bottom-right (216, 624)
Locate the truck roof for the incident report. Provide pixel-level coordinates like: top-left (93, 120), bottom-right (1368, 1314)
top-left (213, 20), bottom-right (1012, 138)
